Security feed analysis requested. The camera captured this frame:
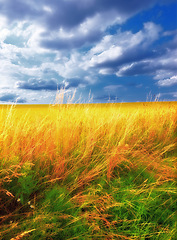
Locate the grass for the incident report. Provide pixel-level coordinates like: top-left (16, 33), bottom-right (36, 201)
top-left (0, 101), bottom-right (176, 239)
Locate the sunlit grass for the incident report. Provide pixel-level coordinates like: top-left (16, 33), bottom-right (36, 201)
top-left (0, 101), bottom-right (176, 239)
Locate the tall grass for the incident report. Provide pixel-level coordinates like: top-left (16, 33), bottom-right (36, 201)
top-left (0, 102), bottom-right (176, 239)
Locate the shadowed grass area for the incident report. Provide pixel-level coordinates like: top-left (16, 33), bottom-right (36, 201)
top-left (0, 102), bottom-right (177, 239)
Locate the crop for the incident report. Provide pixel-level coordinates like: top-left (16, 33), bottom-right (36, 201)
top-left (0, 101), bottom-right (176, 239)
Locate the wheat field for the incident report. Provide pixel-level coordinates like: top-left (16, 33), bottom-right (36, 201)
top-left (0, 102), bottom-right (177, 239)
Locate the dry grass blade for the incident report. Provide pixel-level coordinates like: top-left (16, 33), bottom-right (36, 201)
top-left (10, 229), bottom-right (36, 240)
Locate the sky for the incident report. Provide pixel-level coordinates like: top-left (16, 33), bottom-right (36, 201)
top-left (0, 0), bottom-right (177, 104)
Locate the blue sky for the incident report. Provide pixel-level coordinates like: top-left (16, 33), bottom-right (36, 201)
top-left (0, 0), bottom-right (177, 104)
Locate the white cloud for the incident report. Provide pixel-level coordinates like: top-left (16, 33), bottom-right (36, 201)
top-left (88, 46), bottom-right (122, 67)
top-left (82, 22), bottom-right (162, 71)
top-left (99, 68), bottom-right (114, 75)
top-left (0, 15), bottom-right (7, 29)
top-left (116, 63), bottom-right (135, 77)
top-left (157, 75), bottom-right (177, 86)
top-left (153, 48), bottom-right (177, 80)
top-left (0, 19), bottom-right (58, 91)
top-left (90, 22), bottom-right (161, 55)
top-left (78, 10), bottom-right (123, 35)
top-left (142, 22), bottom-right (162, 45)
top-left (43, 5), bottom-right (53, 14)
top-left (25, 25), bottom-right (48, 54)
top-left (0, 16), bottom-right (10, 42)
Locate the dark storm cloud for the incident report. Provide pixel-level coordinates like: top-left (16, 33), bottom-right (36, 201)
top-left (0, 93), bottom-right (26, 103)
top-left (0, 93), bottom-right (17, 102)
top-left (39, 0), bottom-right (177, 30)
top-left (16, 79), bottom-right (63, 91)
top-left (65, 78), bottom-right (87, 89)
top-left (2, 0), bottom-right (175, 25)
top-left (0, 0), bottom-right (175, 51)
top-left (0, 0), bottom-right (155, 27)
top-left (118, 60), bottom-right (177, 77)
top-left (40, 0), bottom-right (151, 50)
top-left (98, 47), bottom-right (163, 70)
top-left (41, 29), bottom-right (101, 50)
top-left (41, 0), bottom-right (148, 30)
top-left (39, 0), bottom-right (176, 50)
top-left (0, 0), bottom-right (40, 21)
top-left (15, 78), bottom-right (85, 91)
top-left (41, 0), bottom-right (95, 30)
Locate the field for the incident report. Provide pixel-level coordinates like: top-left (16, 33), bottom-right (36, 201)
top-left (0, 102), bottom-right (177, 239)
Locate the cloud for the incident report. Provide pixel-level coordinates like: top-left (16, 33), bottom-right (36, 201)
top-left (89, 46), bottom-right (123, 67)
top-left (16, 97), bottom-right (27, 103)
top-left (0, 93), bottom-right (26, 103)
top-left (0, 0), bottom-right (176, 103)
top-left (85, 22), bottom-right (162, 69)
top-left (39, 3), bottom-right (164, 50)
top-left (15, 79), bottom-right (62, 91)
top-left (154, 91), bottom-right (177, 101)
top-left (0, 18), bottom-right (176, 98)
top-left (40, 10), bottom-right (124, 50)
top-left (15, 77), bottom-right (86, 91)
top-left (117, 61), bottom-right (156, 76)
top-left (0, 0), bottom-right (40, 22)
top-left (41, 26), bottom-right (101, 50)
top-left (38, 0), bottom-right (164, 31)
top-left (0, 93), bottom-right (17, 102)
top-left (65, 78), bottom-right (87, 89)
top-left (0, 0), bottom-right (172, 28)
top-left (116, 46), bottom-right (177, 78)
top-left (79, 22), bottom-right (177, 84)
top-left (157, 76), bottom-right (177, 87)
top-left (0, 0), bottom-right (173, 51)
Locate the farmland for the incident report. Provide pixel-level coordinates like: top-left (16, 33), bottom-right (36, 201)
top-left (0, 102), bottom-right (177, 239)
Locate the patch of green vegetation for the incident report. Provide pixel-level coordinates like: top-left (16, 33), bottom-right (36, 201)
top-left (1, 166), bottom-right (176, 239)
top-left (3, 162), bottom-right (39, 205)
top-left (1, 185), bottom-right (91, 240)
top-left (80, 166), bottom-right (176, 239)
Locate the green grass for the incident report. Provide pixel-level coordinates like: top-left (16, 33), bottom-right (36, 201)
top-left (1, 165), bottom-right (176, 239)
